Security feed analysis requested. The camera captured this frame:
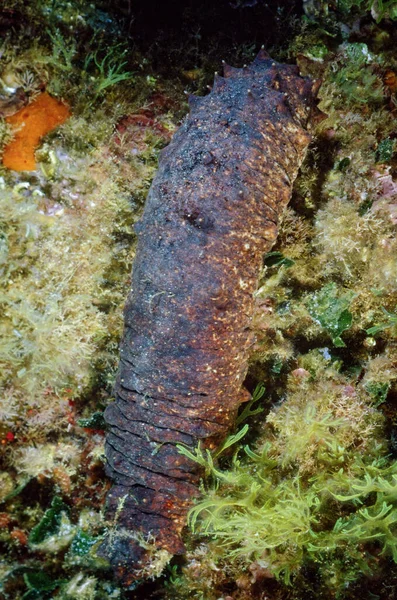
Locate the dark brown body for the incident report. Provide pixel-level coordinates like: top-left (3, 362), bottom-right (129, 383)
top-left (99, 50), bottom-right (322, 584)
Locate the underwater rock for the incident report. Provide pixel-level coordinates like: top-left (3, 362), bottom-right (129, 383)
top-left (99, 49), bottom-right (323, 585)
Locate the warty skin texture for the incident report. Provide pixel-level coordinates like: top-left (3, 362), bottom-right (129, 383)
top-left (99, 49), bottom-right (323, 585)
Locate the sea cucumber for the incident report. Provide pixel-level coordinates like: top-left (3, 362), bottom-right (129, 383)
top-left (99, 49), bottom-right (323, 585)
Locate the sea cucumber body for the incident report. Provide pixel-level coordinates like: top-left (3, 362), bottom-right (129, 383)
top-left (100, 50), bottom-right (322, 584)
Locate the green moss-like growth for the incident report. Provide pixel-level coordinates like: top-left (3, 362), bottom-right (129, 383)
top-left (182, 363), bottom-right (395, 593)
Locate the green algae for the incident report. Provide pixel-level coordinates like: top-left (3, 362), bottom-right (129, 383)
top-left (22, 571), bottom-right (66, 600)
top-left (376, 137), bottom-right (396, 163)
top-left (70, 530), bottom-right (98, 557)
top-left (28, 496), bottom-right (70, 546)
top-left (306, 283), bottom-right (355, 347)
top-left (77, 411), bottom-right (106, 429)
top-left (174, 363), bottom-right (395, 597)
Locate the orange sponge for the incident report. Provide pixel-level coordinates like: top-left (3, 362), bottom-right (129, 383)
top-left (2, 92), bottom-right (70, 171)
